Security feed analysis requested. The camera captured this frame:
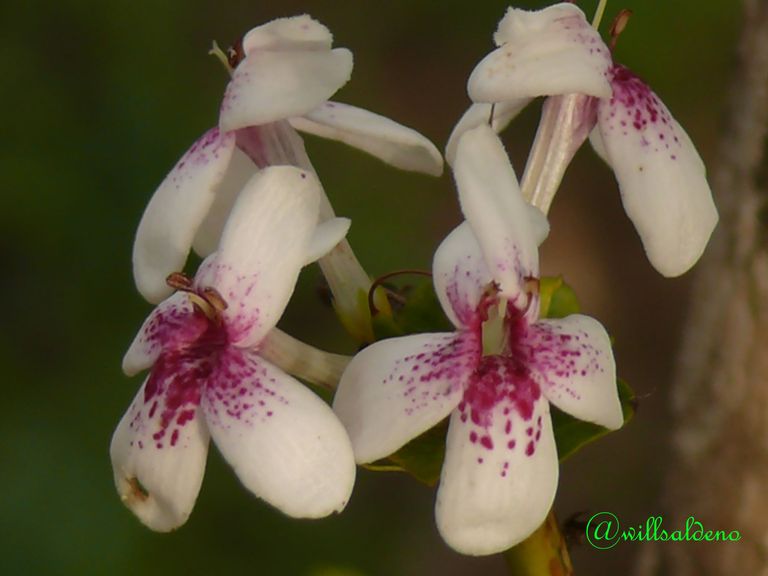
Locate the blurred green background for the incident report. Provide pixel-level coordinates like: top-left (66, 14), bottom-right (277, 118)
top-left (1, 0), bottom-right (738, 574)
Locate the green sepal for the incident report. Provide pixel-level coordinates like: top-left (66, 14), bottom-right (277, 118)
top-left (363, 421), bottom-right (448, 487)
top-left (371, 278), bottom-right (452, 340)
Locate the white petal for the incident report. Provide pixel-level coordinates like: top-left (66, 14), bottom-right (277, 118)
top-left (133, 128), bottom-right (236, 303)
top-left (122, 291), bottom-right (209, 376)
top-left (202, 351), bottom-right (355, 518)
top-left (432, 222), bottom-right (494, 329)
top-left (290, 101), bottom-right (443, 176)
top-left (333, 332), bottom-right (479, 463)
top-left (468, 4), bottom-right (611, 104)
top-left (591, 66), bottom-right (718, 277)
top-left (454, 125), bottom-right (540, 307)
top-left (302, 217), bottom-right (351, 265)
top-left (192, 146), bottom-right (257, 257)
top-left (110, 370), bottom-right (210, 531)
top-left (220, 48), bottom-right (353, 131)
top-left (436, 356), bottom-right (558, 555)
top-left (194, 166), bottom-right (321, 348)
top-left (241, 15), bottom-right (333, 54)
top-left (445, 100), bottom-right (531, 168)
top-left (525, 315), bottom-right (622, 430)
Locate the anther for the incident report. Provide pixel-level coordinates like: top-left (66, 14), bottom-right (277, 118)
top-left (166, 271), bottom-right (194, 291)
top-left (609, 9), bottom-right (633, 52)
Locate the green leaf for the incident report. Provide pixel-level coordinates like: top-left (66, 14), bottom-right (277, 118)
top-left (551, 378), bottom-right (636, 462)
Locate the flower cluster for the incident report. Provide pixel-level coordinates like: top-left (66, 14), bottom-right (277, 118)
top-left (111, 2), bottom-right (717, 561)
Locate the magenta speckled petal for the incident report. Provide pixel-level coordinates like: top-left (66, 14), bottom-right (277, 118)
top-left (468, 3), bottom-right (611, 104)
top-left (454, 125), bottom-right (541, 309)
top-left (219, 48), bottom-right (352, 131)
top-left (432, 222), bottom-right (494, 329)
top-left (445, 100), bottom-right (531, 167)
top-left (202, 351), bottom-right (356, 518)
top-left (241, 15), bottom-right (333, 54)
top-left (122, 291), bottom-right (208, 376)
top-left (110, 368), bottom-right (210, 532)
top-left (133, 128), bottom-right (236, 303)
top-left (435, 356), bottom-right (558, 555)
top-left (194, 166), bottom-right (322, 348)
top-left (289, 101), bottom-right (443, 176)
top-left (590, 65), bottom-right (718, 277)
top-left (333, 331), bottom-right (480, 463)
top-left (525, 314), bottom-right (622, 430)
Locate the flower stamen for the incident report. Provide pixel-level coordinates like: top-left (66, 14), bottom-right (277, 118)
top-left (608, 9), bottom-right (633, 52)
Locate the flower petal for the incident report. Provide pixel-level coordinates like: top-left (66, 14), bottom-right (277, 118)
top-left (110, 367), bottom-right (209, 531)
top-left (302, 217), bottom-right (351, 265)
top-left (220, 48), bottom-right (353, 131)
top-left (591, 66), bottom-right (718, 277)
top-left (133, 128), bottom-right (236, 303)
top-left (468, 4), bottom-right (611, 104)
top-left (454, 125), bottom-right (540, 308)
top-left (333, 332), bottom-right (479, 463)
top-left (432, 222), bottom-right (494, 329)
top-left (289, 101), bottom-right (443, 176)
top-left (435, 356), bottom-right (558, 555)
top-left (122, 291), bottom-right (208, 376)
top-left (192, 146), bottom-right (257, 258)
top-left (202, 350), bottom-right (355, 518)
top-left (445, 100), bottom-right (531, 167)
top-left (525, 315), bottom-right (622, 430)
top-left (194, 166), bottom-right (321, 348)
top-left (241, 15), bottom-right (333, 54)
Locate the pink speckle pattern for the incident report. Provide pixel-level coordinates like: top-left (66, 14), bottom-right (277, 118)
top-left (124, 281), bottom-right (279, 456)
top-left (127, 294), bottom-right (208, 369)
top-left (167, 128), bottom-right (234, 191)
top-left (599, 65), bottom-right (682, 161)
top-left (203, 348), bottom-right (289, 428)
top-left (434, 228), bottom-right (493, 328)
top-left (387, 332), bottom-right (481, 417)
top-left (521, 317), bottom-right (609, 405)
top-left (194, 259), bottom-right (262, 344)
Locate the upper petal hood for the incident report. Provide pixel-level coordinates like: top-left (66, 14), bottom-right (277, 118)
top-left (194, 166), bottom-right (322, 348)
top-left (453, 125), bottom-right (544, 309)
top-left (241, 15), bottom-right (333, 53)
top-left (133, 128), bottom-right (236, 303)
top-left (590, 65), bottom-right (718, 277)
top-left (468, 3), bottom-right (612, 104)
top-left (290, 101), bottom-right (443, 176)
top-left (220, 48), bottom-right (353, 131)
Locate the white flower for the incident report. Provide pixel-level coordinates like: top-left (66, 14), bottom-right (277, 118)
top-left (447, 2), bottom-right (718, 277)
top-left (133, 15), bottom-right (443, 304)
top-left (112, 166), bottom-right (356, 531)
top-left (332, 125), bottom-right (622, 555)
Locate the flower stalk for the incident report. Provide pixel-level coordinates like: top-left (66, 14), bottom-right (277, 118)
top-left (504, 511), bottom-right (573, 576)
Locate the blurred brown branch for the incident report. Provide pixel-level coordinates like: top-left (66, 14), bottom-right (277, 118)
top-left (640, 1), bottom-right (768, 574)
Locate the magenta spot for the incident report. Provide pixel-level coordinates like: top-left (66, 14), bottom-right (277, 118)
top-left (480, 436), bottom-right (494, 450)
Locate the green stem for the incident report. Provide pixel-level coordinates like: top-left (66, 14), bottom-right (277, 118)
top-left (503, 511), bottom-right (573, 576)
